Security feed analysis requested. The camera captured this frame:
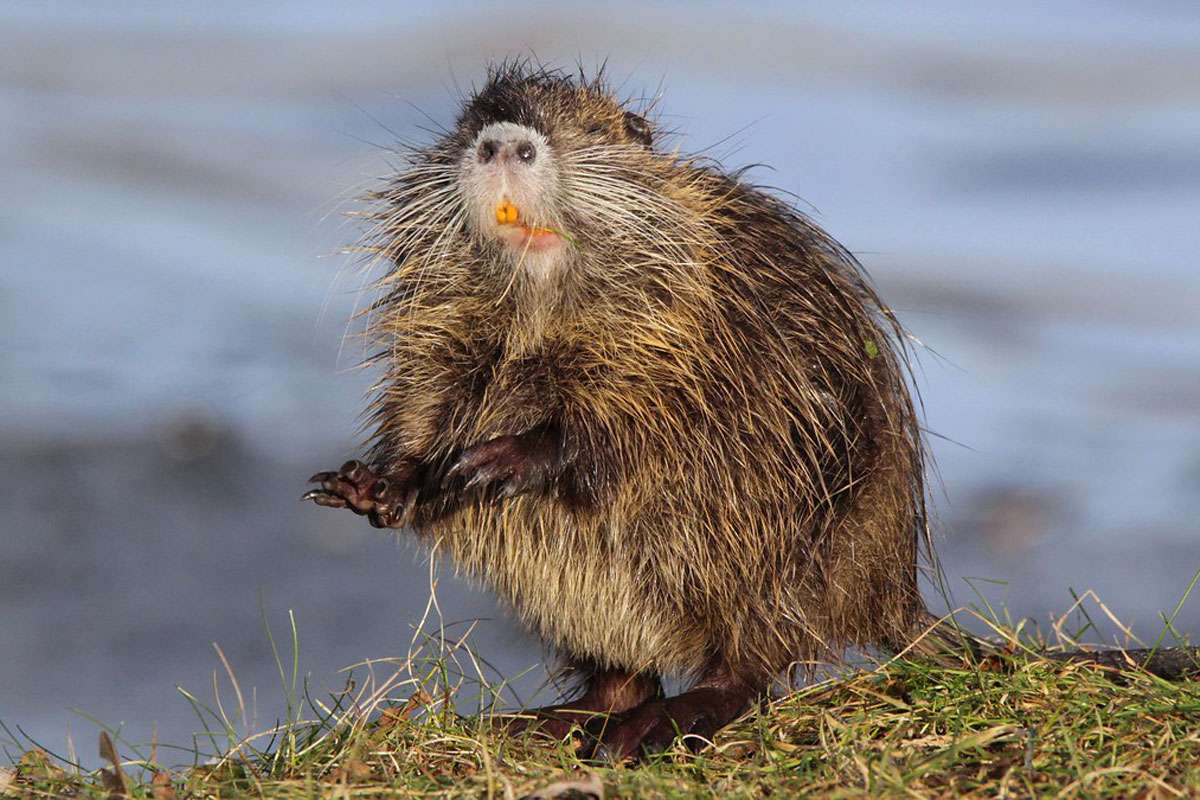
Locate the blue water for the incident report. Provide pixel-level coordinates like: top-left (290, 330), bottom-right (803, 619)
top-left (2, 2), bottom-right (1198, 766)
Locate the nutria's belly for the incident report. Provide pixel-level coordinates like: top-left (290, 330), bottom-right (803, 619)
top-left (434, 504), bottom-right (707, 675)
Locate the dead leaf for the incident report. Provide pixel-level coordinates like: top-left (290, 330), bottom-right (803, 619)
top-left (520, 771), bottom-right (604, 800)
top-left (151, 771), bottom-right (177, 800)
top-left (328, 757), bottom-right (373, 783)
top-left (98, 731), bottom-right (129, 798)
top-left (377, 689), bottom-right (434, 730)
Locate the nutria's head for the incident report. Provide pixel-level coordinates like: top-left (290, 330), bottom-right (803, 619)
top-left (368, 62), bottom-right (706, 291)
top-left (453, 65), bottom-right (655, 269)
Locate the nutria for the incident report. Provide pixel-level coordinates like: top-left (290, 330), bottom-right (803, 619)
top-left (305, 61), bottom-right (1198, 761)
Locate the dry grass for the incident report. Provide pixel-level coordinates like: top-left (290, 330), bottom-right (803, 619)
top-left (4, 596), bottom-right (1199, 799)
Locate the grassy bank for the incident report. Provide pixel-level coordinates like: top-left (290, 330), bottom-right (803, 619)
top-left (4, 612), bottom-right (1199, 798)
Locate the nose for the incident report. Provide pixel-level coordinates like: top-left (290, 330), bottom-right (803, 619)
top-left (476, 138), bottom-right (537, 165)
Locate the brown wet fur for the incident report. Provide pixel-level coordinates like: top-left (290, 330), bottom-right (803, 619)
top-left (305, 61), bottom-right (1195, 763)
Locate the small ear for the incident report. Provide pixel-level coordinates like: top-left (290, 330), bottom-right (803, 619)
top-left (623, 111), bottom-right (653, 147)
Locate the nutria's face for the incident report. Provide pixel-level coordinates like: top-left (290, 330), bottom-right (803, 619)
top-left (458, 120), bottom-right (565, 264)
top-left (451, 69), bottom-right (656, 280)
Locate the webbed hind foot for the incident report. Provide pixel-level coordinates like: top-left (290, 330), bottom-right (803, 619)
top-left (500, 666), bottom-right (662, 743)
top-left (588, 670), bottom-right (758, 764)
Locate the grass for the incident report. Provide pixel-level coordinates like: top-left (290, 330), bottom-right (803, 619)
top-left (3, 596), bottom-right (1199, 799)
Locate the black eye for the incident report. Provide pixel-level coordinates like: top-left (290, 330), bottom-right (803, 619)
top-left (515, 140), bottom-right (537, 163)
top-left (623, 111), bottom-right (652, 147)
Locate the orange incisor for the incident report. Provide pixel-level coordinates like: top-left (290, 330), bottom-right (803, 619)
top-left (495, 200), bottom-right (520, 225)
top-left (495, 199), bottom-right (567, 241)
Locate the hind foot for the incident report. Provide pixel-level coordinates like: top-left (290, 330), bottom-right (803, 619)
top-left (589, 672), bottom-right (757, 763)
top-left (501, 705), bottom-right (611, 742)
top-left (501, 666), bottom-right (662, 743)
top-left (303, 459), bottom-right (420, 528)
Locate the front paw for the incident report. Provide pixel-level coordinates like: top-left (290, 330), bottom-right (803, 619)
top-left (303, 460), bottom-right (418, 528)
top-left (443, 434), bottom-right (555, 499)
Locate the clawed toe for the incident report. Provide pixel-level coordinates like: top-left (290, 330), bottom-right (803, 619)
top-left (444, 439), bottom-right (513, 488)
top-left (443, 435), bottom-right (553, 499)
top-left (302, 488), bottom-right (348, 509)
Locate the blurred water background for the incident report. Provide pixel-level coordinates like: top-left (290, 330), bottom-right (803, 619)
top-left (3, 1), bottom-right (1199, 764)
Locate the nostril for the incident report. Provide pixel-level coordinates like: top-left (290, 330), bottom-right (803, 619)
top-left (515, 140), bottom-right (536, 164)
top-left (477, 139), bottom-right (498, 163)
